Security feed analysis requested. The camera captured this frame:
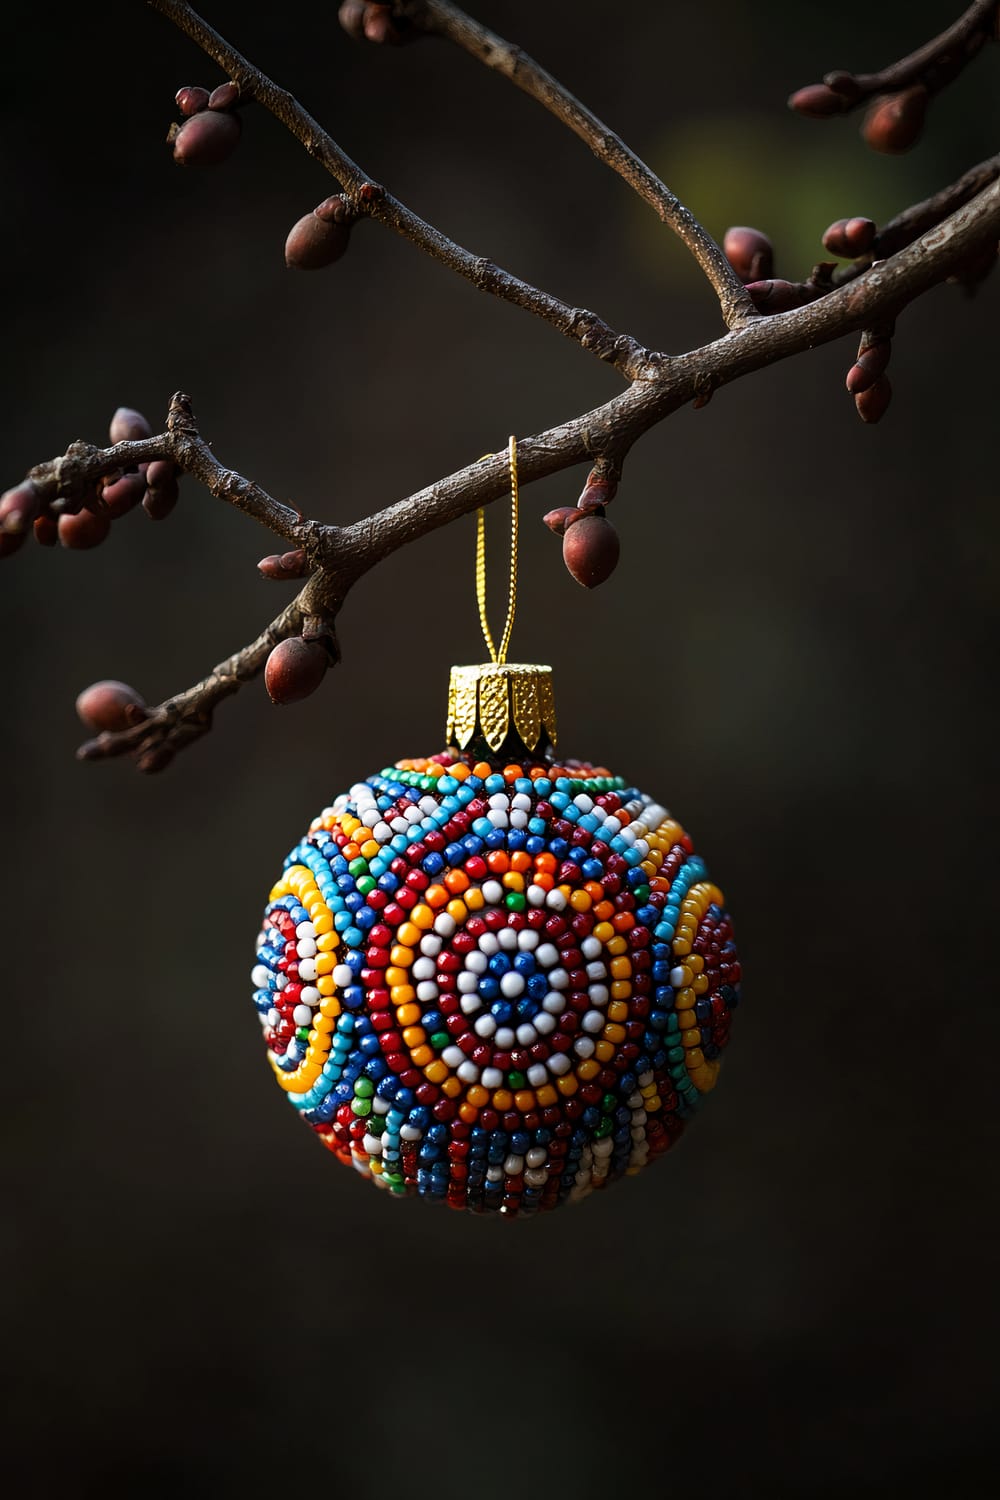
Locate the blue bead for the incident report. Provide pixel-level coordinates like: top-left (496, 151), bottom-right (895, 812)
top-left (485, 774), bottom-right (506, 793)
top-left (490, 1000), bottom-right (513, 1024)
top-left (485, 828), bottom-right (507, 849)
top-left (525, 836), bottom-right (547, 856)
top-left (527, 973), bottom-right (549, 1000)
top-left (477, 976), bottom-right (500, 1001)
top-left (507, 829), bottom-right (528, 851)
top-left (422, 851), bottom-right (445, 876)
top-left (488, 952), bottom-right (512, 977)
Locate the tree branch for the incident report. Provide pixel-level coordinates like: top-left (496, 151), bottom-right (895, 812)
top-left (401, 0), bottom-right (756, 331)
top-left (147, 0), bottom-right (649, 377)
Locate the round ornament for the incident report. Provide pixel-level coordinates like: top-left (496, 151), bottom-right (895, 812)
top-left (251, 661), bottom-right (741, 1215)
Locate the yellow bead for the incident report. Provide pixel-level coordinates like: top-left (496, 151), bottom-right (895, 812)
top-left (492, 1089), bottom-right (513, 1111)
top-left (681, 1028), bottom-right (701, 1047)
top-left (311, 1013), bottom-right (335, 1034)
top-left (411, 1045), bottom-right (433, 1067)
top-left (607, 936), bottom-right (628, 957)
top-left (424, 1061), bottom-right (448, 1084)
top-left (607, 1000), bottom-right (629, 1023)
top-left (319, 995), bottom-right (342, 1018)
top-left (556, 1074), bottom-right (578, 1096)
top-left (535, 1085), bottom-right (558, 1107)
top-left (317, 975), bottom-right (336, 996)
top-left (390, 945), bottom-right (414, 968)
top-left (316, 929), bottom-right (338, 949)
top-left (396, 1002), bottom-right (421, 1027)
top-left (513, 1089), bottom-right (535, 1112)
top-left (610, 956), bottom-right (632, 980)
top-left (594, 1041), bottom-right (615, 1063)
top-left (385, 966), bottom-right (410, 988)
top-left (569, 889), bottom-right (591, 912)
top-left (685, 1047), bottom-right (705, 1070)
top-left (465, 886), bottom-right (485, 911)
top-left (360, 839), bottom-right (380, 861)
top-left (402, 1026), bottom-right (426, 1049)
top-left (602, 1022), bottom-right (626, 1044)
top-left (441, 1077), bottom-right (461, 1099)
top-left (577, 1059), bottom-right (599, 1081)
top-left (389, 985), bottom-right (416, 1005)
top-left (610, 981), bottom-right (631, 1002)
top-left (397, 921), bottom-right (422, 947)
top-left (446, 899), bottom-right (468, 924)
top-left (593, 921), bottom-right (614, 944)
top-left (675, 987), bottom-right (696, 1009)
top-left (315, 953), bottom-right (336, 976)
top-left (693, 974), bottom-right (710, 994)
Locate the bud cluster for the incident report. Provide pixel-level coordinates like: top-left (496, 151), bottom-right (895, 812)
top-left (170, 80), bottom-right (243, 167)
top-left (847, 330), bottom-right (893, 424)
top-left (0, 407), bottom-right (179, 560)
top-left (338, 2), bottom-right (418, 45)
top-left (544, 468), bottom-right (620, 589)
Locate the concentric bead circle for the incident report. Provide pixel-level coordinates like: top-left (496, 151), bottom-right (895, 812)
top-left (252, 753), bottom-right (740, 1215)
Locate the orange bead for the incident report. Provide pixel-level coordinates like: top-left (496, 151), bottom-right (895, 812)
top-left (510, 851), bottom-right (531, 873)
top-left (535, 853), bottom-right (557, 875)
top-left (466, 1085), bottom-right (488, 1108)
top-left (425, 884), bottom-right (448, 909)
top-left (513, 1089), bottom-right (535, 1113)
top-left (486, 850), bottom-right (509, 875)
top-left (444, 869), bottom-right (469, 894)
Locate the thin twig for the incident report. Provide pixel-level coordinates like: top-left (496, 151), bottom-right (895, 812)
top-left (147, 0), bottom-right (648, 377)
top-left (402, 0), bottom-right (756, 331)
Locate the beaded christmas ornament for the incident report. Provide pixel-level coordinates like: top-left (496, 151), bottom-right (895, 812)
top-left (251, 441), bottom-right (740, 1213)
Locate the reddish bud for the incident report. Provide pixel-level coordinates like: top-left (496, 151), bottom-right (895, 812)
top-left (788, 83), bottom-right (844, 118)
top-left (58, 507), bottom-right (111, 549)
top-left (258, 548), bottom-right (309, 579)
top-left (33, 515), bottom-right (58, 547)
top-left (208, 81), bottom-right (240, 112)
top-left (845, 341), bottom-right (891, 395)
top-left (822, 71), bottom-right (862, 104)
top-left (285, 211), bottom-right (351, 270)
top-left (745, 279), bottom-right (812, 313)
top-left (854, 375), bottom-right (892, 424)
top-left (136, 745), bottom-right (174, 774)
top-left (175, 85), bottom-right (210, 116)
top-left (0, 480), bottom-right (42, 535)
top-left (76, 679), bottom-right (148, 733)
top-left (265, 637), bottom-right (330, 704)
top-left (109, 406), bottom-right (152, 444)
top-left (578, 472), bottom-right (618, 513)
top-left (363, 4), bottom-right (399, 44)
top-left (314, 194), bottom-right (352, 225)
top-left (723, 225), bottom-right (774, 283)
top-left (143, 460), bottom-right (179, 521)
top-left (103, 469), bottom-right (147, 519)
top-left (862, 87), bottom-right (927, 155)
top-left (822, 216), bottom-right (877, 258)
top-left (172, 108), bottom-right (241, 166)
top-left (338, 0), bottom-right (368, 39)
top-left (543, 506), bottom-right (583, 537)
top-left (562, 515), bottom-right (620, 589)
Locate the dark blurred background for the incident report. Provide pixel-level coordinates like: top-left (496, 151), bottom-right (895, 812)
top-left (2, 2), bottom-right (999, 1495)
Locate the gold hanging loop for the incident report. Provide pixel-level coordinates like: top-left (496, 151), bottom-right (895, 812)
top-left (475, 436), bottom-right (519, 665)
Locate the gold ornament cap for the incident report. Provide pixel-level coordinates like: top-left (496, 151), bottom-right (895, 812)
top-left (446, 662), bottom-right (557, 758)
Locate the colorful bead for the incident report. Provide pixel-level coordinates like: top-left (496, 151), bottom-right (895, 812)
top-left (252, 751), bottom-right (740, 1215)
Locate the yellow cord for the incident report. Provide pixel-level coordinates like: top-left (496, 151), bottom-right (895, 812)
top-left (476, 435), bottom-right (519, 664)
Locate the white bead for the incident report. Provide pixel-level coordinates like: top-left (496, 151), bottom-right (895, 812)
top-left (524, 1168), bottom-right (548, 1187)
top-left (460, 993), bottom-right (482, 1015)
top-left (372, 822), bottom-right (392, 844)
top-left (516, 1023), bottom-right (537, 1047)
top-left (403, 804), bottom-right (423, 823)
top-left (298, 959), bottom-right (318, 981)
top-left (296, 938), bottom-right (317, 959)
top-left (333, 964), bottom-right (354, 987)
top-left (419, 934), bottom-right (443, 957)
top-left (581, 937), bottom-right (602, 960)
top-left (545, 889), bottom-right (567, 911)
top-left (300, 987), bottom-right (320, 1007)
top-left (441, 1046), bottom-right (465, 1068)
top-left (266, 1007), bottom-right (281, 1028)
top-left (487, 809), bottom-right (508, 829)
top-left (478, 933), bottom-right (499, 956)
top-left (274, 974), bottom-right (287, 990)
top-left (482, 1067), bottom-right (503, 1089)
top-left (527, 884), bottom-right (547, 907)
top-left (372, 1096), bottom-right (389, 1115)
top-left (363, 1133), bottom-right (382, 1155)
top-left (527, 1065), bottom-right (548, 1087)
top-left (474, 1014), bottom-right (497, 1038)
top-left (548, 1053), bottom-right (571, 1075)
top-left (292, 1005), bottom-right (313, 1027)
top-left (509, 810), bottom-right (528, 829)
top-left (588, 984), bottom-right (609, 1006)
top-left (457, 972), bottom-right (479, 995)
top-left (573, 793), bottom-right (594, 812)
top-left (295, 921), bottom-right (316, 940)
top-left (517, 929), bottom-right (539, 951)
top-left (548, 968), bottom-right (569, 990)
top-left (602, 815), bottom-right (621, 835)
top-left (465, 950), bottom-right (488, 974)
top-left (497, 927), bottom-right (518, 952)
top-left (419, 796), bottom-right (439, 816)
top-left (488, 792), bottom-right (510, 809)
top-left (400, 1124), bottom-right (421, 1142)
top-left (457, 1061), bottom-right (480, 1083)
top-left (573, 1036), bottom-right (596, 1058)
top-left (482, 880), bottom-right (504, 905)
top-left (511, 793), bottom-right (532, 811)
top-left (582, 1010), bottom-right (604, 1033)
top-left (586, 961), bottom-right (607, 981)
top-left (535, 943), bottom-right (559, 968)
top-left (412, 956), bottom-right (436, 981)
top-left (433, 912), bottom-right (456, 937)
top-left (495, 1027), bottom-right (515, 1048)
top-left (416, 981), bottom-right (439, 1002)
top-left (669, 966), bottom-right (687, 987)
top-left (390, 817), bottom-right (409, 835)
top-left (504, 1154), bottom-right (524, 1175)
top-left (593, 1136), bottom-right (614, 1157)
top-left (533, 1011), bottom-right (557, 1034)
top-left (541, 993), bottom-right (565, 1016)
top-left (251, 964), bottom-right (272, 989)
top-left (486, 1166), bottom-right (504, 1182)
top-left (526, 1146), bottom-right (547, 1167)
top-left (500, 972), bottom-right (525, 998)
top-left (638, 1070), bottom-right (654, 1087)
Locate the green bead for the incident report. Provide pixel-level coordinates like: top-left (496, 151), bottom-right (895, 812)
top-left (348, 857), bottom-right (367, 878)
top-left (354, 1078), bottom-right (374, 1098)
top-left (430, 1031), bottom-right (450, 1049)
top-left (507, 1071), bottom-right (526, 1089)
top-left (356, 875), bottom-right (376, 896)
top-left (504, 891), bottom-right (526, 911)
top-left (594, 1118), bottom-right (613, 1138)
top-left (295, 1026), bottom-right (310, 1041)
top-left (601, 1093), bottom-right (617, 1113)
top-left (351, 1098), bottom-right (372, 1116)
top-left (633, 883), bottom-right (650, 903)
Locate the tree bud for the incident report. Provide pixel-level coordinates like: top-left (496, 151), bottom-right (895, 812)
top-left (822, 217), bottom-right (877, 258)
top-left (788, 83), bottom-right (844, 118)
top-left (845, 340), bottom-right (891, 395)
top-left (314, 194), bottom-right (352, 225)
top-left (33, 515), bottom-right (58, 547)
top-left (862, 87), bottom-right (927, 155)
top-left (562, 515), bottom-right (620, 589)
top-left (172, 108), bottom-right (241, 166)
top-left (258, 548), bottom-right (309, 579)
top-left (136, 745), bottom-right (174, 774)
top-left (265, 637), bottom-right (330, 704)
top-left (76, 679), bottom-right (148, 733)
top-left (744, 279), bottom-right (812, 313)
top-left (143, 460), bottom-right (179, 521)
top-left (103, 469), bottom-right (147, 518)
top-left (338, 1), bottom-right (368, 39)
top-left (854, 375), bottom-right (892, 424)
top-left (109, 406), bottom-right (152, 443)
top-left (0, 480), bottom-right (41, 535)
top-left (208, 81), bottom-right (240, 112)
top-left (363, 4), bottom-right (400, 44)
top-left (543, 506), bottom-right (583, 536)
top-left (578, 472), bottom-right (618, 512)
top-left (58, 507), bottom-right (111, 549)
top-left (723, 226), bottom-right (774, 283)
top-left (285, 211), bottom-right (351, 270)
top-left (175, 85), bottom-right (210, 116)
